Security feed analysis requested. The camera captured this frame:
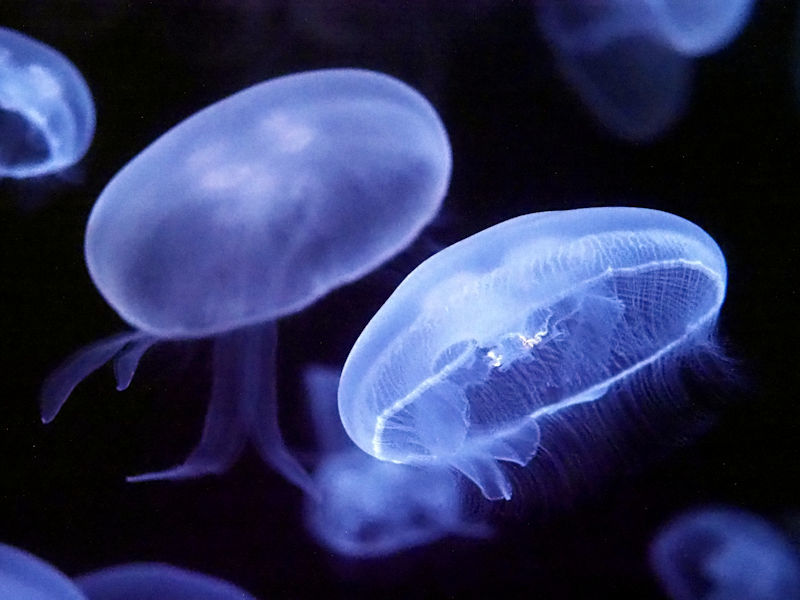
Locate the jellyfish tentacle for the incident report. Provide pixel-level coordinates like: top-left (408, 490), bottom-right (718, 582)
top-left (113, 335), bottom-right (158, 391)
top-left (126, 330), bottom-right (249, 483)
top-left (40, 330), bottom-right (149, 423)
top-left (237, 323), bottom-right (318, 498)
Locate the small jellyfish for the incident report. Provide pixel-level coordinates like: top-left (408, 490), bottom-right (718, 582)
top-left (303, 365), bottom-right (488, 558)
top-left (41, 68), bottom-right (451, 494)
top-left (75, 563), bottom-right (258, 600)
top-left (534, 0), bottom-right (755, 140)
top-left (0, 542), bottom-right (85, 600)
top-left (338, 207), bottom-right (727, 501)
top-left (0, 27), bottom-right (95, 179)
top-left (650, 507), bottom-right (800, 600)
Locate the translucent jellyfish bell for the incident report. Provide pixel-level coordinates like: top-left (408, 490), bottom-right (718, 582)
top-left (302, 366), bottom-right (488, 558)
top-left (534, 0), bottom-right (755, 141)
top-left (339, 207), bottom-right (727, 501)
top-left (75, 563), bottom-right (258, 600)
top-left (650, 507), bottom-right (800, 600)
top-left (0, 27), bottom-right (95, 179)
top-left (41, 68), bottom-right (451, 494)
top-left (0, 542), bottom-right (86, 600)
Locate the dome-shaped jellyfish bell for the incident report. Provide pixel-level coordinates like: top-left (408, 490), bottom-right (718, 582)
top-left (339, 207), bottom-right (727, 501)
top-left (41, 68), bottom-right (452, 495)
top-left (0, 26), bottom-right (95, 179)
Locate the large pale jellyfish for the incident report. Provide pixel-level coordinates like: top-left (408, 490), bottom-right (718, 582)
top-left (41, 68), bottom-right (451, 495)
top-left (339, 207), bottom-right (727, 500)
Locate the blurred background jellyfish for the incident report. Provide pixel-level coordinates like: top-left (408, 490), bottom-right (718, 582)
top-left (0, 542), bottom-right (86, 600)
top-left (0, 26), bottom-right (95, 179)
top-left (40, 68), bottom-right (452, 494)
top-left (650, 507), bottom-right (800, 600)
top-left (533, 0), bottom-right (756, 141)
top-left (302, 365), bottom-right (489, 558)
top-left (75, 563), bottom-right (258, 600)
top-left (339, 207), bottom-right (727, 501)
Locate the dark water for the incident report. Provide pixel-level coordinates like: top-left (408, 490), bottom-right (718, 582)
top-left (1, 1), bottom-right (798, 598)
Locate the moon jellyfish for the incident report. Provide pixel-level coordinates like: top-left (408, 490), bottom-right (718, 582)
top-left (339, 207), bottom-right (727, 501)
top-left (534, 0), bottom-right (755, 140)
top-left (303, 365), bottom-right (488, 558)
top-left (75, 563), bottom-right (258, 600)
top-left (650, 507), bottom-right (800, 600)
top-left (0, 27), bottom-right (95, 179)
top-left (0, 542), bottom-right (85, 600)
top-left (41, 68), bottom-right (451, 494)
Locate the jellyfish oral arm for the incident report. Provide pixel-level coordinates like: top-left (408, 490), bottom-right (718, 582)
top-left (125, 330), bottom-right (250, 483)
top-left (40, 330), bottom-right (155, 423)
top-left (233, 323), bottom-right (318, 498)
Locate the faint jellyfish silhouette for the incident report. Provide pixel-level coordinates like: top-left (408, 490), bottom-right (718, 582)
top-left (302, 365), bottom-right (489, 558)
top-left (650, 507), bottom-right (800, 600)
top-left (0, 542), bottom-right (86, 600)
top-left (534, 0), bottom-right (755, 141)
top-left (76, 563), bottom-right (258, 600)
top-left (41, 68), bottom-right (452, 495)
top-left (0, 27), bottom-right (95, 179)
top-left (338, 207), bottom-right (727, 501)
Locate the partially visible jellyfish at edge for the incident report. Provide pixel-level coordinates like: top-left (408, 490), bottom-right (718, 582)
top-left (338, 207), bottom-right (727, 501)
top-left (0, 542), bottom-right (85, 600)
top-left (650, 507), bottom-right (800, 600)
top-left (75, 563), bottom-right (259, 600)
top-left (0, 26), bottom-right (95, 179)
top-left (533, 0), bottom-right (756, 141)
top-left (302, 365), bottom-right (490, 558)
top-left (41, 68), bottom-right (452, 496)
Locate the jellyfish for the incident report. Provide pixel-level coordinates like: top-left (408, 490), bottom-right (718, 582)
top-left (533, 0), bottom-right (755, 140)
top-left (75, 563), bottom-right (258, 600)
top-left (41, 68), bottom-right (452, 494)
top-left (338, 207), bottom-right (727, 501)
top-left (0, 542), bottom-right (86, 600)
top-left (0, 26), bottom-right (95, 179)
top-left (302, 365), bottom-right (489, 558)
top-left (650, 507), bottom-right (800, 600)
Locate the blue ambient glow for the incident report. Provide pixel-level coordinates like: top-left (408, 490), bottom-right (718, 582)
top-left (0, 26), bottom-right (95, 179)
top-left (339, 207), bottom-right (727, 501)
top-left (534, 0), bottom-right (755, 140)
top-left (303, 365), bottom-right (488, 558)
top-left (650, 507), bottom-right (800, 600)
top-left (0, 542), bottom-right (85, 600)
top-left (40, 68), bottom-right (451, 494)
top-left (76, 563), bottom-right (258, 600)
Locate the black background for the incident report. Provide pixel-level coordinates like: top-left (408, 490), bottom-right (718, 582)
top-left (1, 1), bottom-right (799, 598)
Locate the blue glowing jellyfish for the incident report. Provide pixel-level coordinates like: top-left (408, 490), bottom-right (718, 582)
top-left (303, 365), bottom-right (488, 558)
top-left (75, 563), bottom-right (258, 600)
top-left (338, 207), bottom-right (727, 501)
top-left (0, 26), bottom-right (95, 179)
top-left (650, 507), bottom-right (800, 600)
top-left (534, 0), bottom-right (755, 140)
top-left (0, 542), bottom-right (86, 600)
top-left (41, 68), bottom-right (451, 494)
